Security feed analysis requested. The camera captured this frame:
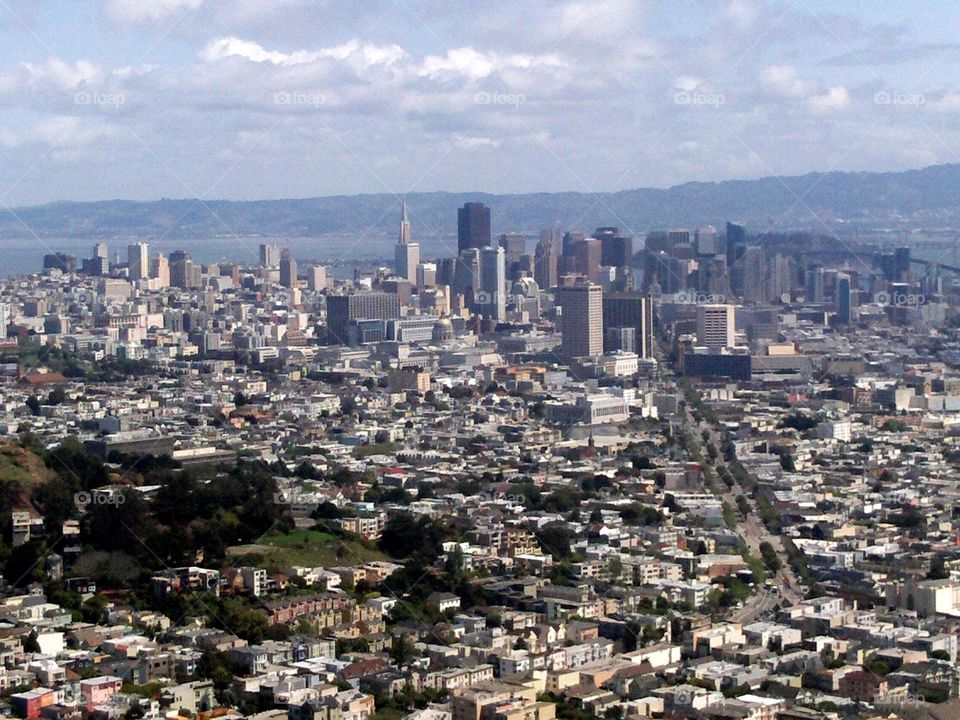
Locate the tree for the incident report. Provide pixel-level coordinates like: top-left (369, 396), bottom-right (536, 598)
top-left (759, 542), bottom-right (782, 572)
top-left (25, 396), bottom-right (41, 415)
top-left (390, 633), bottom-right (415, 668)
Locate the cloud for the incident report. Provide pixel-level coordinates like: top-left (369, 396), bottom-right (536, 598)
top-left (202, 37), bottom-right (405, 68)
top-left (808, 86), bottom-right (850, 113)
top-left (106, 0), bottom-right (204, 23)
top-left (761, 65), bottom-right (819, 99)
top-left (418, 48), bottom-right (565, 81)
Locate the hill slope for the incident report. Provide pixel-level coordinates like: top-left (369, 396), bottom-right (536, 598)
top-left (6, 163), bottom-right (960, 240)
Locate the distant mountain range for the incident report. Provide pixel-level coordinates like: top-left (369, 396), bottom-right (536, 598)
top-left (6, 163), bottom-right (960, 243)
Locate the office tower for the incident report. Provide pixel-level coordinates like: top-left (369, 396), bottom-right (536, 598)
top-left (605, 326), bottom-right (636, 353)
top-left (805, 265), bottom-right (825, 303)
top-left (668, 229), bottom-right (691, 247)
top-left (696, 304), bottom-right (736, 349)
top-left (477, 246), bottom-right (506, 322)
top-left (894, 247), bottom-right (911, 281)
top-left (534, 232), bottom-right (559, 289)
top-left (453, 248), bottom-right (480, 308)
top-left (308, 265), bottom-right (328, 292)
top-left (394, 202), bottom-right (420, 284)
top-left (603, 291), bottom-right (655, 359)
top-left (498, 233), bottom-right (526, 262)
top-left (767, 254), bottom-right (794, 302)
top-left (457, 202), bottom-right (491, 252)
top-left (698, 256), bottom-right (729, 296)
top-left (43, 253), bottom-right (76, 273)
top-left (127, 243), bottom-right (149, 280)
top-left (279, 249), bottom-right (298, 288)
top-left (573, 237), bottom-right (602, 282)
top-left (93, 242), bottom-right (108, 260)
top-left (726, 221), bottom-right (746, 268)
top-left (562, 230), bottom-right (585, 259)
top-left (259, 243), bottom-right (280, 269)
top-left (737, 245), bottom-right (765, 303)
top-left (326, 292), bottom-right (401, 344)
top-left (170, 252), bottom-right (200, 289)
top-left (151, 253), bottom-right (170, 287)
top-left (596, 227), bottom-right (633, 269)
top-left (417, 262), bottom-right (437, 288)
top-left (694, 226), bottom-right (720, 257)
top-left (836, 273), bottom-right (852, 324)
top-left (556, 283), bottom-right (603, 358)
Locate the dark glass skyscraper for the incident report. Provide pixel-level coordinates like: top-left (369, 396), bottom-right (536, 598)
top-left (457, 202), bottom-right (491, 253)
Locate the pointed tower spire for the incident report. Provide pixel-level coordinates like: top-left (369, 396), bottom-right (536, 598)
top-left (399, 201), bottom-right (411, 245)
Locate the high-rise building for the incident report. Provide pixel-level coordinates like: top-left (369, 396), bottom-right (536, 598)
top-left (805, 265), bottom-right (825, 303)
top-left (595, 227), bottom-right (633, 269)
top-left (602, 291), bottom-right (655, 359)
top-left (498, 233), bottom-right (526, 262)
top-left (170, 255), bottom-right (200, 289)
top-left (457, 202), bottom-right (491, 253)
top-left (738, 245), bottom-right (765, 303)
top-left (573, 237), bottom-right (602, 282)
top-left (695, 226), bottom-right (721, 257)
top-left (151, 253), bottom-right (170, 287)
top-left (279, 249), bottom-right (298, 289)
top-left (93, 242), bottom-right (108, 260)
top-left (326, 293), bottom-right (401, 344)
top-left (836, 273), bottom-right (852, 324)
top-left (557, 283), bottom-right (603, 358)
top-left (696, 304), bottom-right (736, 349)
top-left (534, 231), bottom-right (559, 290)
top-left (308, 265), bottom-right (328, 292)
top-left (726, 222), bottom-right (746, 268)
top-left (477, 246), bottom-right (506, 322)
top-left (259, 243), bottom-right (280, 269)
top-left (394, 202), bottom-right (420, 284)
top-left (127, 242), bottom-right (149, 281)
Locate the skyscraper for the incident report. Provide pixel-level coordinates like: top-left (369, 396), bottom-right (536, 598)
top-left (308, 265), bottom-right (328, 292)
top-left (836, 273), bottom-right (852, 324)
top-left (557, 283), bottom-right (603, 358)
top-left (127, 242), bottom-right (149, 281)
top-left (725, 222), bottom-right (746, 268)
top-left (596, 227), bottom-right (633, 268)
top-left (805, 265), bottom-right (825, 303)
top-left (259, 243), bottom-right (280, 269)
top-left (477, 246), bottom-right (506, 322)
top-left (696, 304), bottom-right (736, 349)
top-left (573, 237), bottom-right (602, 282)
top-left (457, 202), bottom-right (491, 253)
top-left (279, 249), bottom-right (298, 288)
top-left (534, 231), bottom-right (559, 289)
top-left (151, 253), bottom-right (170, 287)
top-left (602, 292), bottom-right (655, 359)
top-left (394, 202), bottom-right (420, 284)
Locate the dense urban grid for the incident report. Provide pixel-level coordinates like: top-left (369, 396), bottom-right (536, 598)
top-left (0, 203), bottom-right (958, 720)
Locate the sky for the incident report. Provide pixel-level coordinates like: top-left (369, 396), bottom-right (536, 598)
top-left (0, 0), bottom-right (959, 206)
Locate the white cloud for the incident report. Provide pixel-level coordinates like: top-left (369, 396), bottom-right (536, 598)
top-left (203, 37), bottom-right (405, 68)
top-left (761, 65), bottom-right (818, 99)
top-left (107, 0), bottom-right (204, 23)
top-left (808, 86), bottom-right (850, 113)
top-left (418, 47), bottom-right (564, 81)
